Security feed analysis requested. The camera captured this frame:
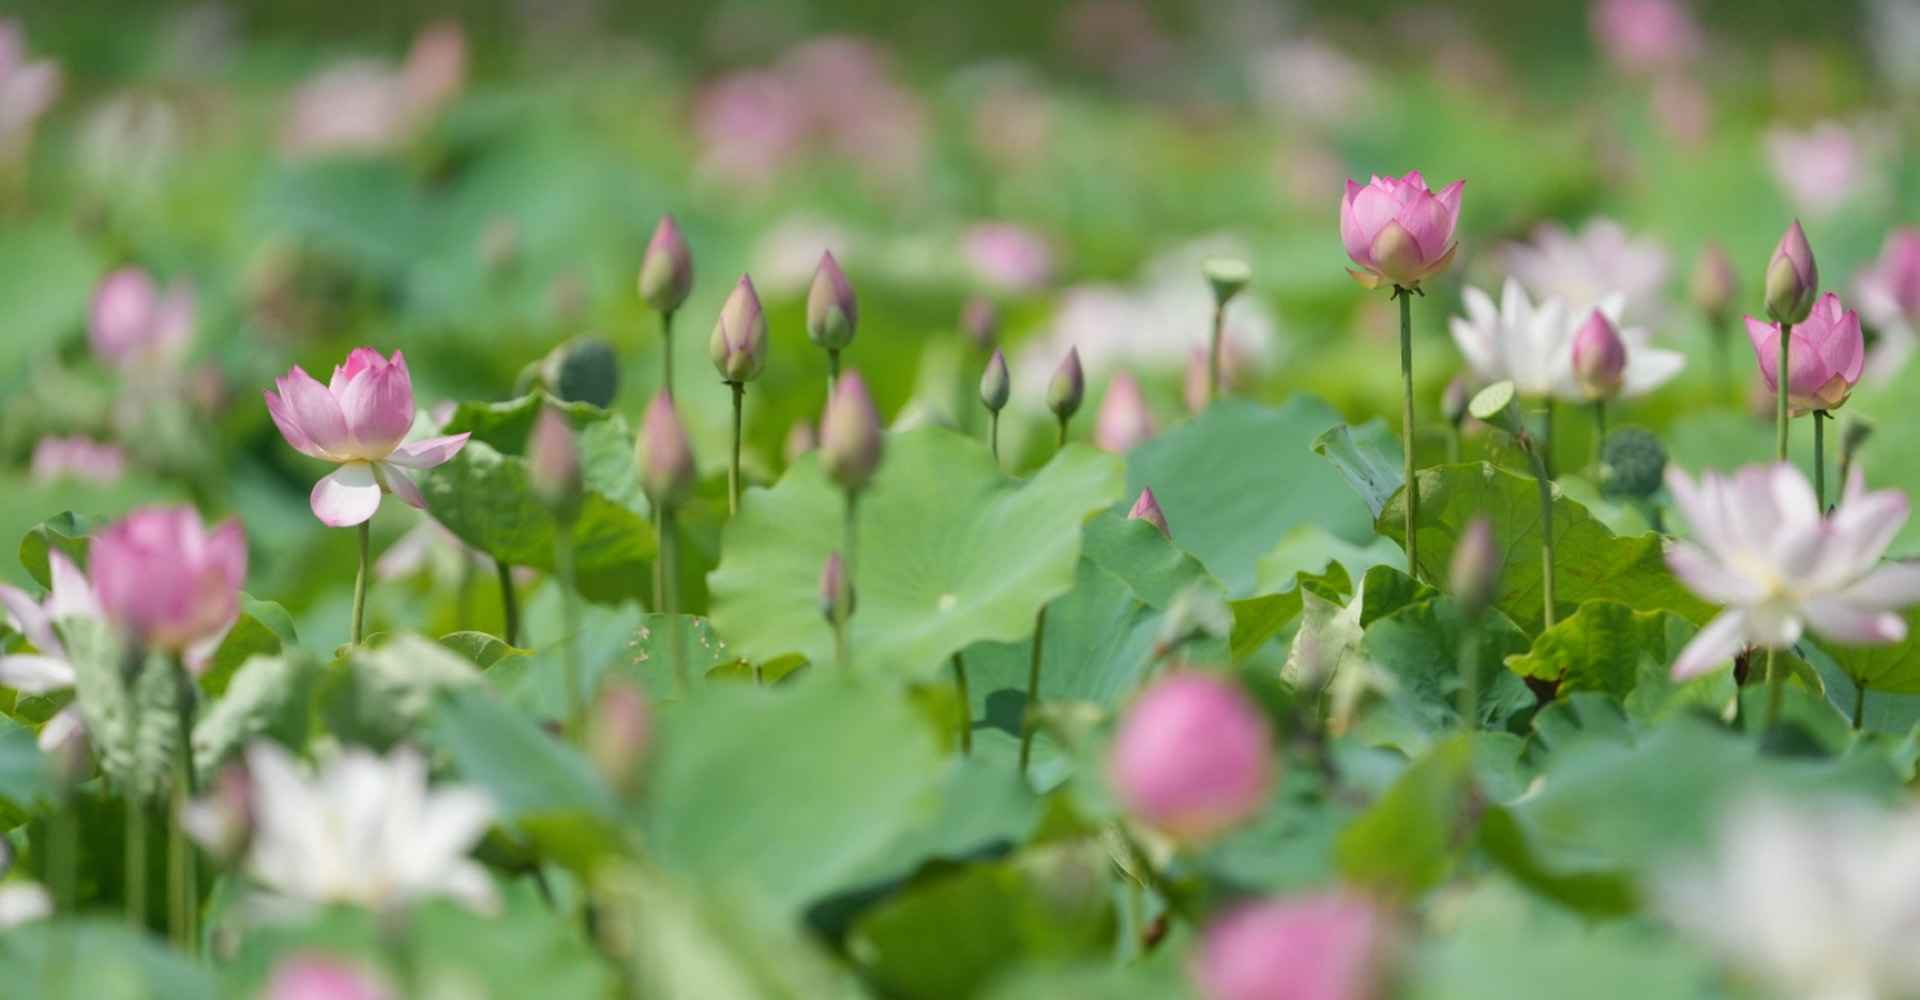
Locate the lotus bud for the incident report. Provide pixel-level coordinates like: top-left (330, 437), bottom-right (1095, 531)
top-left (783, 421), bottom-right (817, 464)
top-left (91, 507), bottom-right (247, 654)
top-left (806, 250), bottom-right (857, 351)
top-left (1441, 374), bottom-right (1472, 428)
top-left (1764, 220), bottom-right (1818, 325)
top-left (1598, 426), bottom-right (1667, 499)
top-left (709, 275), bottom-right (768, 384)
top-left (1047, 347), bottom-right (1085, 420)
top-left (1129, 486), bottom-right (1170, 537)
top-left (1689, 242), bottom-right (1737, 321)
top-left (1095, 371), bottom-right (1156, 452)
top-left (1449, 516), bottom-right (1500, 621)
top-left (1107, 672), bottom-right (1273, 842)
top-left (1195, 892), bottom-right (1392, 1000)
top-left (820, 372), bottom-right (884, 493)
top-left (1570, 310), bottom-right (1628, 402)
top-left (1340, 172), bottom-right (1464, 291)
top-left (960, 296), bottom-right (999, 351)
top-left (1203, 256), bottom-right (1252, 307)
top-left (588, 679), bottom-right (652, 801)
top-left (636, 392), bottom-right (697, 510)
top-left (526, 407), bottom-right (584, 524)
top-left (541, 335), bottom-right (620, 409)
top-left (818, 550), bottom-right (854, 623)
top-left (980, 348), bottom-right (1011, 412)
top-left (639, 215), bottom-right (693, 313)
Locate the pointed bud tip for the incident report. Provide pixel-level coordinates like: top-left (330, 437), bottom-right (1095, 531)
top-left (639, 215), bottom-right (694, 313)
top-left (980, 348), bottom-right (1011, 412)
top-left (806, 251), bottom-right (858, 350)
top-left (1047, 347), bottom-right (1086, 419)
top-left (1128, 487), bottom-right (1170, 537)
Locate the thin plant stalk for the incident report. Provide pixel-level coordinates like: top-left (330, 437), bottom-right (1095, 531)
top-left (988, 411), bottom-right (1000, 467)
top-left (1018, 607), bottom-right (1049, 773)
top-left (1765, 646), bottom-right (1785, 729)
top-left (1541, 398), bottom-right (1557, 480)
top-left (1457, 619), bottom-right (1481, 730)
top-left (1521, 439), bottom-right (1558, 631)
top-left (350, 521), bottom-right (370, 645)
top-left (728, 381), bottom-right (745, 516)
top-left (660, 311), bottom-right (676, 401)
top-left (1814, 410), bottom-right (1827, 511)
top-left (950, 652), bottom-right (972, 755)
top-left (834, 493), bottom-right (859, 673)
top-left (554, 530), bottom-right (583, 742)
top-left (658, 508), bottom-right (687, 694)
top-left (167, 667), bottom-right (197, 952)
top-left (1447, 426), bottom-right (1461, 465)
top-left (1207, 303), bottom-right (1225, 406)
top-left (496, 557), bottom-right (520, 647)
top-left (1776, 324), bottom-right (1792, 462)
top-left (1588, 401), bottom-right (1607, 481)
top-left (1395, 288), bottom-right (1420, 578)
top-left (828, 348), bottom-right (841, 397)
top-left (1853, 679), bottom-right (1867, 731)
top-left (124, 793), bottom-right (145, 929)
top-left (1055, 415), bottom-right (1069, 453)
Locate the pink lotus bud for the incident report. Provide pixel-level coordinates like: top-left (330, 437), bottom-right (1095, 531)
top-left (526, 407), bottom-right (583, 524)
top-left (960, 296), bottom-right (999, 351)
top-left (980, 348), bottom-right (1010, 412)
top-left (89, 506), bottom-right (247, 654)
top-left (1449, 515), bottom-right (1500, 620)
top-left (1107, 672), bottom-right (1273, 841)
top-left (1764, 220), bottom-right (1819, 325)
top-left (639, 215), bottom-right (693, 313)
top-left (89, 267), bottom-right (195, 369)
top-left (1689, 242), bottom-right (1738, 320)
top-left (1339, 172), bottom-right (1464, 291)
top-left (1047, 347), bottom-right (1085, 420)
top-left (783, 421), bottom-right (817, 464)
top-left (806, 250), bottom-right (858, 350)
top-left (709, 274), bottom-right (769, 383)
top-left (820, 372), bottom-right (884, 492)
top-left (1856, 228), bottom-right (1920, 331)
top-left (1570, 310), bottom-right (1629, 402)
top-left (1129, 486), bottom-right (1170, 537)
top-left (264, 955), bottom-right (395, 1000)
top-left (636, 392), bottom-right (698, 509)
top-left (818, 550), bottom-right (854, 623)
top-left (1440, 374), bottom-right (1472, 427)
top-left (1746, 293), bottom-right (1865, 414)
top-left (1194, 892), bottom-right (1392, 1000)
top-left (1095, 370), bottom-right (1156, 452)
top-left (588, 679), bottom-right (651, 801)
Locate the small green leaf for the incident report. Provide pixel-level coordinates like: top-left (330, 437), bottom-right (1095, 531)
top-left (201, 595), bottom-right (301, 697)
top-left (17, 511), bottom-right (97, 590)
top-left (1311, 420), bottom-right (1404, 520)
top-left (1822, 605), bottom-right (1920, 694)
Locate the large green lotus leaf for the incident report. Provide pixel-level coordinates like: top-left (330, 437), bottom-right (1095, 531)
top-left (1336, 735), bottom-right (1476, 895)
top-left (1505, 601), bottom-right (1733, 722)
top-left (0, 918), bottom-right (215, 1000)
top-left (201, 595), bottom-right (301, 697)
top-left (1124, 396), bottom-right (1378, 595)
top-left (708, 428), bottom-right (1123, 679)
top-left (1820, 605), bottom-right (1920, 695)
top-left (1377, 463), bottom-right (1718, 634)
top-left (1358, 596), bottom-right (1538, 734)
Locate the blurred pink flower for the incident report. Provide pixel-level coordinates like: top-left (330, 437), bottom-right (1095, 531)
top-left (90, 506), bottom-right (247, 654)
top-left (1058, 0), bottom-right (1174, 83)
top-left (1666, 462), bottom-right (1920, 679)
top-left (1094, 370), bottom-right (1156, 453)
top-left (1339, 172), bottom-right (1463, 291)
top-left (1651, 75), bottom-right (1711, 146)
top-left (968, 74), bottom-right (1053, 169)
top-left (963, 222), bottom-right (1056, 294)
top-left (89, 268), bottom-right (195, 371)
top-left (1746, 293), bottom-right (1865, 414)
top-left (265, 349), bottom-right (470, 527)
top-left (0, 21), bottom-right (61, 160)
top-left (1588, 0), bottom-right (1702, 74)
top-left (1107, 672), bottom-right (1273, 842)
top-left (281, 22), bottom-right (466, 157)
top-left (1194, 892), bottom-right (1391, 1000)
top-left (0, 551), bottom-right (96, 752)
top-left (263, 955), bottom-right (395, 1000)
top-left (1853, 228), bottom-right (1920, 378)
top-left (1248, 40), bottom-right (1372, 128)
top-left (1501, 218), bottom-right (1670, 326)
top-left (1766, 121), bottom-right (1865, 220)
top-left (691, 70), bottom-right (810, 187)
top-left (30, 435), bottom-right (126, 485)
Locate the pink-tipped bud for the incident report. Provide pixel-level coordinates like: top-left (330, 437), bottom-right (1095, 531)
top-left (783, 421), bottom-right (817, 464)
top-left (709, 275), bottom-right (768, 384)
top-left (636, 392), bottom-right (698, 510)
top-left (1047, 347), bottom-right (1085, 420)
top-left (960, 296), bottom-right (999, 351)
top-left (1449, 515), bottom-right (1500, 620)
top-left (980, 348), bottom-right (1011, 412)
top-left (820, 371), bottom-right (884, 492)
top-left (806, 250), bottom-right (858, 351)
top-left (639, 215), bottom-right (694, 313)
top-left (1194, 892), bottom-right (1393, 1000)
top-left (1107, 672), bottom-right (1273, 842)
top-left (1129, 486), bottom-right (1170, 537)
top-left (1689, 242), bottom-right (1738, 321)
top-left (1569, 310), bottom-right (1628, 402)
top-left (818, 550), bottom-right (854, 623)
top-left (1765, 220), bottom-right (1818, 326)
top-left (1095, 370), bottom-right (1156, 452)
top-left (1440, 374), bottom-right (1472, 427)
top-left (588, 680), bottom-right (652, 801)
top-left (526, 407), bottom-right (584, 524)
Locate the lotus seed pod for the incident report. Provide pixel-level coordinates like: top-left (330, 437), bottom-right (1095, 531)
top-left (820, 371), bottom-right (884, 492)
top-left (639, 215), bottom-right (693, 313)
top-left (542, 336), bottom-right (620, 409)
top-left (980, 348), bottom-right (1011, 412)
top-left (636, 392), bottom-right (698, 509)
top-left (526, 407), bottom-right (584, 524)
top-left (1764, 220), bottom-right (1818, 326)
top-left (1449, 515), bottom-right (1500, 621)
top-left (1107, 671), bottom-right (1273, 842)
top-left (1129, 486), bottom-right (1170, 537)
top-left (1599, 426), bottom-right (1668, 499)
top-left (1047, 347), bottom-right (1085, 420)
top-left (709, 275), bottom-right (768, 384)
top-left (1203, 256), bottom-right (1252, 306)
top-left (806, 250), bottom-right (858, 351)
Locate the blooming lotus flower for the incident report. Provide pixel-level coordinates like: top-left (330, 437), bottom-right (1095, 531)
top-left (1853, 228), bottom-right (1920, 378)
top-left (89, 268), bottom-right (195, 370)
top-left (263, 955), bottom-right (394, 1000)
top-left (265, 349), bottom-right (470, 527)
top-left (1194, 892), bottom-right (1391, 1000)
top-left (1766, 122), bottom-right (1865, 222)
top-left (1094, 370), bottom-right (1155, 452)
top-left (1449, 279), bottom-right (1682, 402)
top-left (1339, 171), bottom-right (1463, 291)
top-left (241, 741), bottom-right (496, 913)
top-left (90, 506), bottom-right (247, 655)
top-left (1746, 293), bottom-right (1865, 415)
top-left (29, 435), bottom-right (125, 486)
top-left (1665, 463), bottom-right (1920, 679)
top-left (1588, 0), bottom-right (1701, 74)
top-left (1500, 218), bottom-right (1670, 326)
top-left (0, 551), bottom-right (97, 751)
top-left (1108, 672), bottom-right (1273, 841)
top-left (962, 221), bottom-right (1056, 294)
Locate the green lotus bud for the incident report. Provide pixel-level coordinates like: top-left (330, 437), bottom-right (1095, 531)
top-left (821, 372), bottom-right (884, 492)
top-left (542, 335), bottom-right (620, 409)
top-left (1599, 426), bottom-right (1667, 500)
top-left (1128, 486), bottom-right (1170, 537)
top-left (1764, 220), bottom-right (1818, 326)
top-left (980, 347), bottom-right (1010, 412)
top-left (636, 392), bottom-right (698, 509)
top-left (1449, 515), bottom-right (1500, 621)
top-left (819, 550), bottom-right (854, 623)
top-left (1202, 256), bottom-right (1252, 306)
top-left (960, 296), bottom-right (999, 351)
top-left (710, 275), bottom-right (768, 384)
top-left (526, 406), bottom-right (584, 524)
top-left (1047, 347), bottom-right (1085, 420)
top-left (639, 214), bottom-right (693, 313)
top-left (806, 250), bottom-right (857, 351)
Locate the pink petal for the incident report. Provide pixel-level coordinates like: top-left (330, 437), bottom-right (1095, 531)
top-left (206, 519), bottom-right (249, 593)
top-left (385, 433), bottom-right (470, 470)
top-left (1746, 316), bottom-right (1780, 385)
top-left (311, 463), bottom-right (383, 527)
top-left (375, 463), bottom-right (428, 510)
top-left (1802, 598), bottom-right (1906, 646)
top-left (1339, 185), bottom-right (1372, 266)
top-left (338, 358), bottom-right (416, 458)
top-left (264, 390), bottom-right (323, 459)
top-left (1839, 562), bottom-right (1920, 610)
top-left (274, 367), bottom-right (352, 458)
top-left (1348, 185), bottom-right (1401, 251)
top-left (45, 552), bottom-right (99, 623)
top-left (1367, 220), bottom-right (1424, 286)
top-left (330, 347), bottom-right (390, 393)
top-left (1670, 610), bottom-right (1749, 680)
top-left (1396, 189), bottom-right (1456, 259)
top-left (1435, 178), bottom-right (1464, 217)
top-left (1666, 545), bottom-right (1767, 604)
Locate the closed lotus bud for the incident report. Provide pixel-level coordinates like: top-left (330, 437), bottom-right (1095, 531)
top-left (636, 392), bottom-right (698, 509)
top-left (1047, 347), bottom-right (1085, 420)
top-left (980, 348), bottom-right (1011, 412)
top-left (1203, 256), bottom-right (1252, 306)
top-left (1599, 426), bottom-right (1667, 499)
top-left (1095, 371), bottom-right (1156, 453)
top-left (960, 296), bottom-right (999, 351)
top-left (1195, 892), bottom-right (1392, 1000)
top-left (1449, 516), bottom-right (1500, 620)
top-left (541, 336), bottom-right (620, 409)
top-left (783, 421), bottom-right (817, 464)
top-left (820, 372), bottom-right (884, 492)
top-left (1689, 242), bottom-right (1737, 320)
top-left (806, 250), bottom-right (857, 351)
top-left (1570, 310), bottom-right (1628, 402)
top-left (588, 680), bottom-right (652, 801)
top-left (1107, 672), bottom-right (1273, 842)
top-left (639, 215), bottom-right (694, 313)
top-left (527, 407), bottom-right (584, 524)
top-left (1764, 220), bottom-right (1818, 326)
top-left (1129, 486), bottom-right (1170, 537)
top-left (709, 275), bottom-right (768, 384)
top-left (1441, 373), bottom-right (1472, 427)
top-left (818, 550), bottom-right (854, 623)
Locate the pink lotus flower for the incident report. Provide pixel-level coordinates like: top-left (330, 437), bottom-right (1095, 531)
top-left (265, 349), bottom-right (470, 527)
top-left (1339, 172), bottom-right (1464, 291)
top-left (29, 435), bottom-right (125, 485)
top-left (1094, 370), bottom-right (1156, 453)
top-left (90, 506), bottom-right (246, 654)
top-left (89, 268), bottom-right (195, 370)
top-left (263, 955), bottom-right (394, 1000)
top-left (0, 21), bottom-right (62, 161)
top-left (1194, 892), bottom-right (1391, 1000)
top-left (1746, 293), bottom-right (1865, 415)
top-left (1665, 463), bottom-right (1920, 679)
top-left (1500, 218), bottom-right (1670, 326)
top-left (962, 222), bottom-right (1056, 294)
top-left (1854, 228), bottom-right (1920, 377)
top-left (0, 551), bottom-right (96, 751)
top-left (1588, 0), bottom-right (1701, 74)
top-left (1107, 672), bottom-right (1273, 842)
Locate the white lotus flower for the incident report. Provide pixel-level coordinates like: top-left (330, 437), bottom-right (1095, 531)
top-left (1501, 218), bottom-right (1671, 326)
top-left (1448, 279), bottom-right (1683, 402)
top-left (241, 741), bottom-right (497, 914)
top-left (1662, 796), bottom-right (1920, 1000)
top-left (1665, 463), bottom-right (1920, 679)
top-left (0, 551), bottom-right (98, 753)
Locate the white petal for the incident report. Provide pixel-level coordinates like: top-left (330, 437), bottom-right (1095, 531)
top-left (1671, 610), bottom-right (1751, 680)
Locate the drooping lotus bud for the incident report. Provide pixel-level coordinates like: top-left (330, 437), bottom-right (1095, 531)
top-left (1449, 516), bottom-right (1500, 621)
top-left (1599, 426), bottom-right (1667, 499)
top-left (709, 275), bottom-right (768, 384)
top-left (639, 215), bottom-right (694, 313)
top-left (587, 679), bottom-right (652, 801)
top-left (636, 392), bottom-right (698, 510)
top-left (806, 250), bottom-right (857, 351)
top-left (980, 348), bottom-right (1011, 412)
top-left (1203, 256), bottom-right (1252, 307)
top-left (1689, 242), bottom-right (1738, 321)
top-left (1441, 374), bottom-right (1472, 427)
top-left (1095, 370), bottom-right (1155, 452)
top-left (1764, 220), bottom-right (1818, 325)
top-left (820, 372), bottom-right (884, 492)
top-left (1047, 347), bottom-right (1085, 420)
top-left (783, 421), bottom-right (817, 464)
top-left (960, 296), bottom-right (999, 351)
top-left (818, 550), bottom-right (854, 623)
top-left (1194, 892), bottom-right (1393, 1000)
top-left (1129, 486), bottom-right (1170, 537)
top-left (1107, 671), bottom-right (1273, 842)
top-left (540, 336), bottom-right (620, 410)
top-left (526, 407), bottom-right (584, 524)
top-left (1570, 310), bottom-right (1628, 402)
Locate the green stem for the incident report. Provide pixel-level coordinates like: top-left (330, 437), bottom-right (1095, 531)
top-left (351, 520), bottom-right (370, 645)
top-left (1208, 303), bottom-right (1225, 406)
top-left (1777, 323), bottom-right (1792, 462)
top-left (1056, 414), bottom-right (1069, 454)
top-left (950, 653), bottom-right (972, 755)
top-left (1541, 398), bottom-right (1557, 480)
top-left (1765, 646), bottom-right (1785, 729)
top-left (496, 557), bottom-right (520, 647)
top-left (1447, 426), bottom-right (1461, 465)
top-left (1458, 618), bottom-right (1481, 730)
top-left (828, 347), bottom-right (841, 397)
top-left (660, 507), bottom-right (686, 694)
top-left (1853, 678), bottom-right (1867, 731)
top-left (1018, 607), bottom-right (1049, 773)
top-left (988, 410), bottom-right (1000, 468)
top-left (660, 310), bottom-right (676, 401)
top-left (124, 792), bottom-right (145, 929)
top-left (1525, 441), bottom-right (1558, 631)
top-left (728, 381), bottom-right (745, 517)
top-left (554, 529), bottom-right (583, 742)
top-left (835, 492), bottom-right (859, 673)
top-left (1710, 313), bottom-right (1730, 405)
top-left (1396, 288), bottom-right (1420, 579)
top-left (1814, 410), bottom-right (1827, 511)
top-left (168, 668), bottom-right (197, 952)
top-left (1588, 400), bottom-right (1607, 482)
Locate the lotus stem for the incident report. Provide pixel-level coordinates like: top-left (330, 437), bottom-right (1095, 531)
top-left (835, 492), bottom-right (859, 673)
top-left (1777, 323), bottom-right (1792, 462)
top-left (1457, 618), bottom-right (1481, 730)
top-left (496, 557), bottom-right (520, 647)
top-left (728, 381), bottom-right (745, 517)
top-left (1814, 410), bottom-right (1827, 512)
top-left (1208, 303), bottom-right (1225, 406)
top-left (351, 521), bottom-right (370, 645)
top-left (1019, 607), bottom-right (1049, 773)
top-left (1395, 287), bottom-right (1420, 578)
top-left (554, 529), bottom-right (583, 742)
top-left (1853, 678), bottom-right (1867, 731)
top-left (951, 652), bottom-right (972, 755)
top-left (660, 310), bottom-right (675, 401)
top-left (989, 410), bottom-right (1000, 468)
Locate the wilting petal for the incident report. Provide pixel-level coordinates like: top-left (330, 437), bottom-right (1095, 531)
top-left (385, 433), bottom-right (470, 470)
top-left (0, 654), bottom-right (76, 694)
top-left (374, 463), bottom-right (427, 510)
top-left (1671, 610), bottom-right (1749, 680)
top-left (311, 462), bottom-right (383, 527)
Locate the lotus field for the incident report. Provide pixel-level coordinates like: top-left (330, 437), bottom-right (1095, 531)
top-left (7, 2), bottom-right (1920, 998)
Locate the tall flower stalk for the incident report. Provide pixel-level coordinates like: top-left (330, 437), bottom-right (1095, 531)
top-left (980, 348), bottom-right (1009, 467)
top-left (640, 215), bottom-right (694, 401)
top-left (1747, 292), bottom-right (1862, 512)
top-left (711, 276), bottom-right (768, 516)
top-left (1201, 257), bottom-right (1250, 407)
top-left (529, 407), bottom-right (586, 740)
top-left (638, 392), bottom-right (698, 693)
top-left (1761, 221), bottom-right (1819, 465)
top-left (820, 373), bottom-right (884, 673)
